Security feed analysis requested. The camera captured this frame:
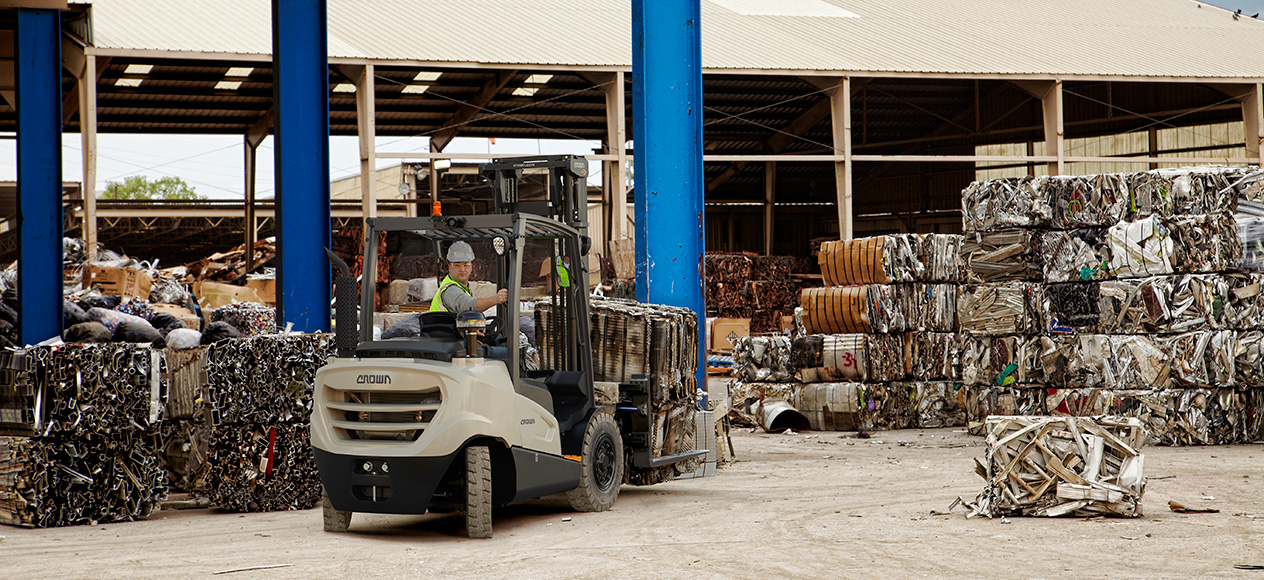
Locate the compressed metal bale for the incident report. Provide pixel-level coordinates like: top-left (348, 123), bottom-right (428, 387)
top-left (1041, 228), bottom-right (1110, 282)
top-left (1235, 331), bottom-right (1264, 385)
top-left (1166, 273), bottom-right (1246, 332)
top-left (958, 385), bottom-right (1046, 436)
top-left (898, 283), bottom-right (957, 332)
top-left (205, 422), bottom-right (321, 512)
top-left (800, 285), bottom-right (905, 335)
top-left (960, 230), bottom-right (1043, 283)
top-left (961, 176), bottom-right (1051, 232)
top-left (957, 282), bottom-right (1040, 336)
top-left (922, 234), bottom-right (967, 283)
top-left (731, 335), bottom-right (794, 383)
top-left (1108, 335), bottom-right (1172, 389)
top-left (1106, 216), bottom-right (1175, 279)
top-left (857, 382), bottom-right (918, 432)
top-left (1066, 388), bottom-right (1264, 446)
top-left (1161, 330), bottom-right (1236, 388)
top-left (1168, 212), bottom-right (1242, 274)
top-left (818, 235), bottom-right (923, 286)
top-left (798, 382), bottom-right (861, 431)
top-left (1042, 282), bottom-right (1102, 334)
top-left (867, 333), bottom-right (908, 382)
top-left (792, 334), bottom-right (867, 383)
top-left (959, 335), bottom-right (1042, 386)
top-left (1046, 173), bottom-right (1128, 229)
top-left (907, 332), bottom-right (959, 381)
top-left (914, 382), bottom-right (965, 428)
top-left (1098, 276), bottom-right (1173, 334)
top-left (1236, 215), bottom-right (1264, 272)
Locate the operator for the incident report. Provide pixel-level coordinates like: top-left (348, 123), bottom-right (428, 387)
top-left (431, 241), bottom-right (509, 314)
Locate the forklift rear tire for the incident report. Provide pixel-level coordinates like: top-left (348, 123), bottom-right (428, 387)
top-left (566, 412), bottom-right (623, 512)
top-left (465, 445), bottom-right (493, 539)
top-left (322, 490), bottom-right (352, 532)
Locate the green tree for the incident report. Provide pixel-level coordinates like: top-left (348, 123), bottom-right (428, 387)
top-left (103, 175), bottom-right (206, 200)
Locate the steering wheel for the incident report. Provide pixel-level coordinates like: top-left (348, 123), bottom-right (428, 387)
top-left (481, 315), bottom-right (506, 346)
top-left (416, 311), bottom-right (459, 339)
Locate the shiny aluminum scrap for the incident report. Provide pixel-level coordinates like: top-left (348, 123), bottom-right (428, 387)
top-left (1041, 228), bottom-right (1110, 282)
top-left (961, 229), bottom-right (1043, 283)
top-left (1106, 216), bottom-right (1175, 279)
top-left (1167, 212), bottom-right (1242, 274)
top-left (1046, 174), bottom-right (1128, 229)
top-left (964, 415), bottom-right (1146, 518)
top-left (962, 176), bottom-right (1051, 232)
top-left (731, 335), bottom-right (794, 383)
top-left (957, 282), bottom-right (1040, 336)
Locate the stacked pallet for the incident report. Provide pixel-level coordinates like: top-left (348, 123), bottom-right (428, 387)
top-left (958, 167), bottom-right (1264, 445)
top-left (537, 296), bottom-right (700, 485)
top-left (705, 252), bottom-right (799, 333)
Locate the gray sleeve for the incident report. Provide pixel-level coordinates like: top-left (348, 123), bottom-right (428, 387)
top-left (441, 285), bottom-right (476, 313)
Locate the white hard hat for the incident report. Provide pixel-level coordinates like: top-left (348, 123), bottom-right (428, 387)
top-left (446, 241), bottom-right (475, 262)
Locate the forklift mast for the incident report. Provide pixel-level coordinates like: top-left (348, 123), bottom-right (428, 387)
top-left (480, 155), bottom-right (590, 238)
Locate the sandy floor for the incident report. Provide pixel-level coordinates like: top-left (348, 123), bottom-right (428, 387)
top-left (3, 427), bottom-right (1263, 580)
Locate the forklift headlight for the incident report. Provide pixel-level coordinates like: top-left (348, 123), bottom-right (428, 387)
top-left (493, 236), bottom-right (507, 256)
top-left (362, 461), bottom-right (373, 473)
top-left (380, 461), bottom-right (389, 474)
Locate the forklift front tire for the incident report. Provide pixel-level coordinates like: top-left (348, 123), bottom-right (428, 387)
top-left (566, 412), bottom-right (624, 512)
top-left (322, 490), bottom-right (352, 532)
top-left (465, 445), bottom-right (493, 539)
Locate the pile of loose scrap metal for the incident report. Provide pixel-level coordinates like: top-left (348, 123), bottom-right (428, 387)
top-left (705, 252), bottom-right (801, 333)
top-left (537, 296), bottom-right (700, 484)
top-left (956, 166), bottom-right (1264, 445)
top-left (0, 345), bottom-right (169, 527)
top-left (962, 415), bottom-right (1145, 518)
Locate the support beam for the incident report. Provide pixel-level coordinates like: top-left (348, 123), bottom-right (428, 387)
top-left (243, 110), bottom-right (271, 277)
top-left (272, 0), bottom-right (331, 332)
top-left (764, 161), bottom-right (775, 255)
top-left (429, 69), bottom-right (518, 152)
top-left (829, 77), bottom-right (853, 240)
top-left (1148, 127), bottom-right (1159, 170)
top-left (1013, 80), bottom-right (1065, 175)
top-left (80, 54), bottom-right (97, 259)
top-left (1244, 83), bottom-right (1263, 166)
top-left (16, 8), bottom-right (63, 345)
top-left (604, 70), bottom-right (627, 253)
top-left (354, 64), bottom-right (377, 219)
top-left (633, 0), bottom-right (705, 389)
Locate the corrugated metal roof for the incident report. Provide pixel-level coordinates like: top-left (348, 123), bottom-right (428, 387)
top-left (85, 0), bottom-right (1264, 79)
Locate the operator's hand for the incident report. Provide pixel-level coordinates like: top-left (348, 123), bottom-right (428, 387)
top-left (497, 288), bottom-right (509, 304)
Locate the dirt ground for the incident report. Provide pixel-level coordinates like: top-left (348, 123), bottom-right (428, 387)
top-left (3, 426), bottom-right (1263, 580)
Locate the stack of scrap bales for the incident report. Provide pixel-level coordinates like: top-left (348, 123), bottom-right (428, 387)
top-left (537, 296), bottom-right (699, 484)
top-left (959, 167), bottom-right (1264, 445)
top-left (202, 334), bottom-right (331, 511)
top-left (157, 346), bottom-right (212, 492)
top-left (0, 346), bottom-right (168, 527)
top-left (705, 252), bottom-right (799, 333)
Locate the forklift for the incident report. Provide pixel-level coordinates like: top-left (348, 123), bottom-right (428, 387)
top-left (311, 155), bottom-right (706, 538)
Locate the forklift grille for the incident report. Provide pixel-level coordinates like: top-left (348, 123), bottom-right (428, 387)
top-left (323, 387), bottom-right (442, 442)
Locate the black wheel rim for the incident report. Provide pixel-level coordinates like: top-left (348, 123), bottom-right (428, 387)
top-left (593, 434), bottom-right (617, 492)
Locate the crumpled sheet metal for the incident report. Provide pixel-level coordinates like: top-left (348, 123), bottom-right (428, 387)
top-left (1160, 330), bottom-right (1236, 388)
top-left (1041, 228), bottom-right (1110, 282)
top-left (1235, 331), bottom-right (1264, 385)
top-left (915, 382), bottom-right (966, 428)
top-left (1128, 166), bottom-right (1246, 218)
top-left (818, 235), bottom-right (923, 286)
top-left (959, 335), bottom-right (1043, 386)
top-left (799, 285), bottom-right (905, 335)
top-left (1106, 216), bottom-right (1174, 279)
top-left (732, 335), bottom-right (794, 383)
top-left (858, 382), bottom-right (918, 432)
top-left (957, 283), bottom-right (1039, 336)
top-left (961, 230), bottom-right (1042, 283)
top-left (792, 334), bottom-right (868, 383)
top-left (867, 333), bottom-right (908, 382)
top-left (922, 234), bottom-right (966, 283)
top-left (908, 332), bottom-right (959, 381)
top-left (962, 176), bottom-right (1051, 232)
top-left (1046, 388), bottom-right (1264, 446)
top-left (965, 415), bottom-right (1145, 518)
top-left (1166, 273), bottom-right (1245, 332)
top-left (1042, 282), bottom-right (1101, 334)
top-left (898, 283), bottom-right (957, 332)
top-left (1097, 277), bottom-right (1173, 334)
top-left (959, 386), bottom-right (1046, 436)
top-left (1168, 212), bottom-right (1242, 274)
top-left (1237, 216), bottom-right (1264, 272)
top-left (1047, 173), bottom-right (1128, 229)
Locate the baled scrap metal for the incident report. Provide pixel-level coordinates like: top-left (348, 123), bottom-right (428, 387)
top-left (742, 280), bottom-right (795, 310)
top-left (960, 335), bottom-right (1040, 386)
top-left (818, 235), bottom-right (923, 286)
top-left (1107, 335), bottom-right (1171, 389)
top-left (798, 383), bottom-right (861, 431)
top-left (1038, 335), bottom-right (1118, 388)
top-left (727, 381), bottom-right (800, 427)
top-left (867, 333), bottom-right (908, 382)
top-left (157, 419), bottom-right (211, 493)
top-left (1127, 167), bottom-right (1246, 219)
top-left (907, 332), bottom-right (959, 381)
top-left (915, 383), bottom-right (966, 428)
top-left (204, 334), bottom-right (333, 425)
top-left (0, 434), bottom-right (168, 528)
top-left (1238, 216), bottom-right (1264, 272)
top-left (33, 344), bottom-right (167, 436)
top-left (957, 283), bottom-right (1039, 336)
top-left (1046, 388), bottom-right (1264, 446)
top-left (1166, 274), bottom-right (1242, 332)
top-left (1161, 330), bottom-right (1235, 388)
top-left (1235, 331), bottom-right (1264, 385)
top-left (921, 234), bottom-right (966, 283)
top-left (799, 285), bottom-right (905, 335)
top-left (792, 334), bottom-right (867, 383)
top-left (961, 230), bottom-right (1042, 283)
top-left (964, 415), bottom-right (1145, 518)
top-left (1047, 174), bottom-right (1128, 229)
top-left (858, 382), bottom-right (917, 432)
top-left (1168, 212), bottom-right (1242, 274)
top-left (959, 385), bottom-right (1046, 435)
top-left (731, 335), bottom-right (794, 382)
top-left (205, 422), bottom-right (321, 512)
top-left (1042, 282), bottom-right (1102, 334)
top-left (1097, 277), bottom-right (1172, 334)
top-left (961, 176), bottom-right (1051, 232)
top-left (163, 346), bottom-right (208, 420)
top-left (1041, 228), bottom-right (1110, 282)
top-left (1106, 216), bottom-right (1175, 279)
top-left (899, 283), bottom-right (957, 332)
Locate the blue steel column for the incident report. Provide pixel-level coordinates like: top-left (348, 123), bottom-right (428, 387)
top-left (272, 0), bottom-right (331, 332)
top-left (15, 9), bottom-right (63, 345)
top-left (632, 1), bottom-right (706, 390)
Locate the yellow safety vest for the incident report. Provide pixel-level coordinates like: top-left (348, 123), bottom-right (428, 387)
top-left (430, 275), bottom-right (471, 312)
top-left (556, 258), bottom-right (570, 288)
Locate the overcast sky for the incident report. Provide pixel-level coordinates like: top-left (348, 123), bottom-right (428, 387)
top-left (0, 0), bottom-right (1260, 198)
